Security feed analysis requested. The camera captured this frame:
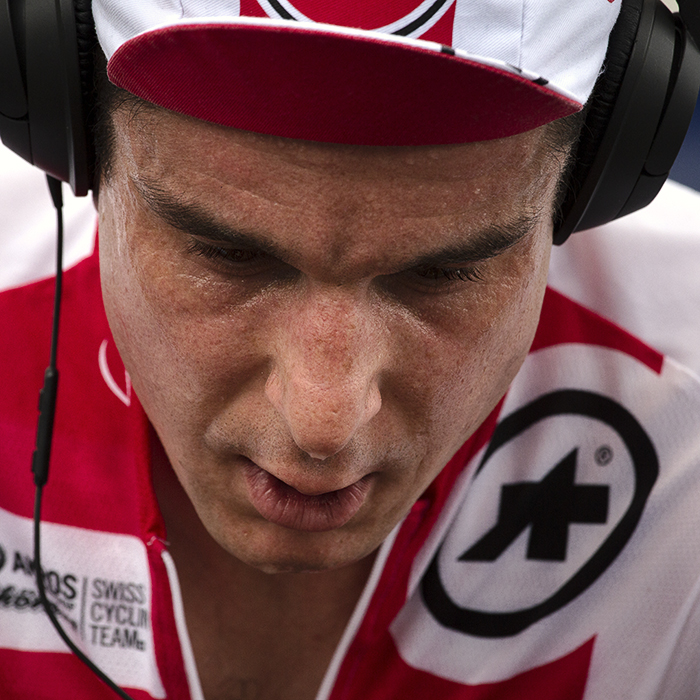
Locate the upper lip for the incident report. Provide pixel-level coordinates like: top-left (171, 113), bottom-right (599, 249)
top-left (245, 457), bottom-right (372, 496)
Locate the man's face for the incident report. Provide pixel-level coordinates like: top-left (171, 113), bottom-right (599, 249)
top-left (98, 104), bottom-right (564, 574)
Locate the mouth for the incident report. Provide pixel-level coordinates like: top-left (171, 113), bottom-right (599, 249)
top-left (243, 462), bottom-right (372, 532)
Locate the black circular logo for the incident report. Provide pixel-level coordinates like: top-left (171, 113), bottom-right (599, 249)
top-left (421, 389), bottom-right (658, 638)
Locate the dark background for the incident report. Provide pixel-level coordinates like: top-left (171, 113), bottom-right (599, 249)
top-left (670, 94), bottom-right (700, 190)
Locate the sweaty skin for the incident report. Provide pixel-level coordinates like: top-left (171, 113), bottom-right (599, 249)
top-left (97, 105), bottom-right (565, 699)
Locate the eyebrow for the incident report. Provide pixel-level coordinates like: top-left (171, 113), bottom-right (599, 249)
top-left (406, 216), bottom-right (539, 269)
top-left (132, 176), bottom-right (286, 258)
top-left (132, 176), bottom-right (540, 269)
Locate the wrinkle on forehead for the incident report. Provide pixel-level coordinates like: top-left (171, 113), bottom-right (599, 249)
top-left (112, 102), bottom-right (554, 187)
top-left (109, 103), bottom-right (563, 277)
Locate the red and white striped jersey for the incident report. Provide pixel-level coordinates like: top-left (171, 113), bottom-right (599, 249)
top-left (2, 148), bottom-right (700, 699)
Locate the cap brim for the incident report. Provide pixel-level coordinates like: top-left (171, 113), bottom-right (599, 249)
top-left (107, 21), bottom-right (580, 146)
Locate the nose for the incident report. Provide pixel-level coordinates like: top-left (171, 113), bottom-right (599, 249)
top-left (265, 289), bottom-right (383, 460)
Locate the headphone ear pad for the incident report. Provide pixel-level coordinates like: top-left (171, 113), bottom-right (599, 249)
top-left (556, 0), bottom-right (643, 239)
top-left (73, 0), bottom-right (98, 189)
top-left (571, 2), bottom-right (643, 191)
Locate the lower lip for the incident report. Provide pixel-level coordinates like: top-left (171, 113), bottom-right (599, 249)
top-left (243, 464), bottom-right (371, 532)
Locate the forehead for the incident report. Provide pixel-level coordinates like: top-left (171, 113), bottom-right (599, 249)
top-left (107, 104), bottom-right (560, 271)
top-left (112, 102), bottom-right (554, 185)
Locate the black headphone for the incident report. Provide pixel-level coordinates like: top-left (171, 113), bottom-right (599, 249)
top-left (1, 0), bottom-right (699, 243)
top-left (555, 0), bottom-right (700, 243)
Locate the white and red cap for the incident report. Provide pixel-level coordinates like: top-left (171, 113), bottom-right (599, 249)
top-left (93, 0), bottom-right (621, 146)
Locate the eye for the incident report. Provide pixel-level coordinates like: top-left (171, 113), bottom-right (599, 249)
top-left (184, 238), bottom-right (298, 285)
top-left (185, 238), bottom-right (298, 285)
top-left (186, 239), bottom-right (265, 265)
top-left (412, 264), bottom-right (485, 284)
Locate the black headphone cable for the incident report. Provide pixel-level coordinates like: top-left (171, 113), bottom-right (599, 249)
top-left (31, 175), bottom-right (137, 700)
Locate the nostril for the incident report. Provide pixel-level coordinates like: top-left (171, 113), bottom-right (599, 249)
top-left (305, 450), bottom-right (332, 461)
top-left (264, 369), bottom-right (284, 413)
top-left (287, 415), bottom-right (359, 461)
top-left (363, 384), bottom-right (382, 423)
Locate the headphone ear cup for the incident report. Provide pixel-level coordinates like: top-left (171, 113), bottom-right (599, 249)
top-left (555, 0), bottom-right (700, 244)
top-left (0, 0), bottom-right (95, 195)
top-left (33, 0), bottom-right (95, 195)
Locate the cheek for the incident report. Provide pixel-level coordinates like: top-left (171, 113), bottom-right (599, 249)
top-left (411, 238), bottom-right (550, 453)
top-left (98, 207), bottom-right (263, 443)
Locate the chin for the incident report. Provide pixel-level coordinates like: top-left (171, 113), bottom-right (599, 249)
top-left (218, 520), bottom-right (381, 575)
